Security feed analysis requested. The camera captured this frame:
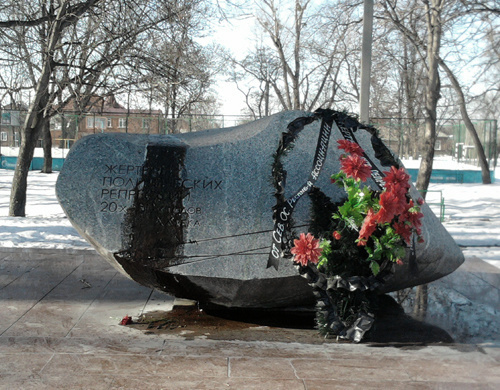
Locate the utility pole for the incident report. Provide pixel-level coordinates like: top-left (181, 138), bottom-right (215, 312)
top-left (359, 0), bottom-right (374, 124)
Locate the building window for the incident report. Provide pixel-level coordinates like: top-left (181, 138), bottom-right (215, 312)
top-left (107, 118), bottom-right (112, 128)
top-left (435, 140), bottom-right (442, 151)
top-left (1, 131), bottom-right (7, 141)
top-left (142, 118), bottom-right (151, 129)
top-left (118, 118), bottom-right (126, 128)
top-left (87, 116), bottom-right (106, 130)
top-left (1, 112), bottom-right (11, 125)
top-left (96, 118), bottom-right (106, 130)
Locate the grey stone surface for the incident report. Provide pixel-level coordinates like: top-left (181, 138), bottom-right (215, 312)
top-left (56, 110), bottom-right (464, 308)
top-left (393, 257), bottom-right (500, 343)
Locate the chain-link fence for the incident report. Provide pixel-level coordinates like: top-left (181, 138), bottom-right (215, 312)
top-left (1, 110), bottom-right (256, 156)
top-left (1, 109), bottom-right (498, 172)
top-left (166, 114), bottom-right (253, 133)
top-left (48, 112), bottom-right (254, 148)
top-left (372, 118), bottom-right (498, 169)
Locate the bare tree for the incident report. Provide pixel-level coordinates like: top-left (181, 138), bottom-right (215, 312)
top-left (234, 0), bottom-right (360, 113)
top-left (416, 0), bottom-right (443, 192)
top-left (229, 44), bottom-right (282, 118)
top-left (368, 26), bottom-right (426, 158)
top-left (473, 21), bottom-right (500, 122)
top-left (256, 0), bottom-right (307, 110)
top-left (380, 0), bottom-right (493, 186)
top-left (439, 59), bottom-right (492, 183)
top-left (0, 0), bottom-right (209, 216)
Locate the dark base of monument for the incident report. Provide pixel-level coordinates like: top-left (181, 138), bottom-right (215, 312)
top-left (364, 295), bottom-right (454, 344)
top-left (201, 294), bottom-right (454, 344)
top-left (201, 304), bottom-right (317, 330)
top-left (130, 295), bottom-right (453, 344)
top-left (114, 254), bottom-right (317, 309)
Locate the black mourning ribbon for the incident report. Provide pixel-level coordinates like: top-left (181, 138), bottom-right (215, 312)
top-left (267, 109), bottom-right (416, 270)
top-left (267, 109), bottom-right (335, 270)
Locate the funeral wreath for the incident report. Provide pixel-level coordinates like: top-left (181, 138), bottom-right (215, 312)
top-left (269, 109), bottom-right (424, 342)
top-left (293, 139), bottom-right (424, 341)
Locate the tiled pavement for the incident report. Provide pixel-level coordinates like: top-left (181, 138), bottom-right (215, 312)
top-left (0, 247), bottom-right (499, 389)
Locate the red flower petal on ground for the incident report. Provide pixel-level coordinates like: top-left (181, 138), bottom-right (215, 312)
top-left (333, 231), bottom-right (342, 240)
top-left (358, 209), bottom-right (378, 245)
top-left (337, 140), bottom-right (365, 156)
top-left (291, 233), bottom-right (323, 266)
top-left (340, 154), bottom-right (372, 182)
top-left (120, 315), bottom-right (133, 325)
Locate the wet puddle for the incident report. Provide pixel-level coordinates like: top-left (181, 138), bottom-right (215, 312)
top-left (128, 305), bottom-right (323, 343)
top-left (126, 297), bottom-right (459, 345)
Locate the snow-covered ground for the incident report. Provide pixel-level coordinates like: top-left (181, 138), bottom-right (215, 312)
top-left (0, 158), bottom-right (499, 269)
top-left (0, 169), bottom-right (90, 250)
top-left (1, 146), bottom-right (70, 158)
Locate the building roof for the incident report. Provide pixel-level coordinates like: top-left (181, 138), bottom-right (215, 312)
top-left (60, 94), bottom-right (162, 115)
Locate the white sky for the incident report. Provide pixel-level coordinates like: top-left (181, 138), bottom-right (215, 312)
top-left (203, 15), bottom-right (257, 115)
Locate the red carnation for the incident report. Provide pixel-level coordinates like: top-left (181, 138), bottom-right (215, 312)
top-left (393, 221), bottom-right (412, 244)
top-left (291, 233), bottom-right (323, 266)
top-left (337, 139), bottom-right (365, 156)
top-left (400, 200), bottom-right (424, 235)
top-left (383, 166), bottom-right (410, 193)
top-left (406, 209), bottom-right (423, 229)
top-left (358, 209), bottom-right (378, 246)
top-left (374, 190), bottom-right (400, 224)
top-left (340, 154), bottom-right (372, 182)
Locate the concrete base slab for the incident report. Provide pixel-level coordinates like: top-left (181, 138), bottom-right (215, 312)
top-left (1, 248), bottom-right (498, 389)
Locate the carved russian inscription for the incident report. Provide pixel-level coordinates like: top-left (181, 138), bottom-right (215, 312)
top-left (98, 162), bottom-right (223, 223)
top-left (99, 164), bottom-right (144, 213)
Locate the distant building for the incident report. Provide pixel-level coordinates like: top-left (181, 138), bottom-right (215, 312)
top-left (1, 96), bottom-right (165, 152)
top-left (51, 95), bottom-right (164, 148)
top-left (0, 103), bottom-right (27, 149)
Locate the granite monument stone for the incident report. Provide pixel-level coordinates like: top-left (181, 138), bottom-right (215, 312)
top-left (56, 110), bottom-right (464, 309)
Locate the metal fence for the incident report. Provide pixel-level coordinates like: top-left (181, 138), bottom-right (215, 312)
top-left (1, 109), bottom-right (498, 172)
top-left (372, 118), bottom-right (498, 169)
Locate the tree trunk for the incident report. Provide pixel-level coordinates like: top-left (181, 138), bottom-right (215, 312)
top-left (9, 2), bottom-right (66, 216)
top-left (413, 284), bottom-right (428, 321)
top-left (439, 60), bottom-right (491, 184)
top-left (414, 0), bottom-right (444, 320)
top-left (415, 115), bottom-right (438, 194)
top-left (9, 116), bottom-right (46, 216)
top-left (42, 120), bottom-right (52, 173)
top-left (264, 79), bottom-right (270, 117)
top-left (415, 0), bottom-right (442, 196)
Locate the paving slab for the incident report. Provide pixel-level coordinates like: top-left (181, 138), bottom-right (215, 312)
top-left (0, 247), bottom-right (499, 389)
